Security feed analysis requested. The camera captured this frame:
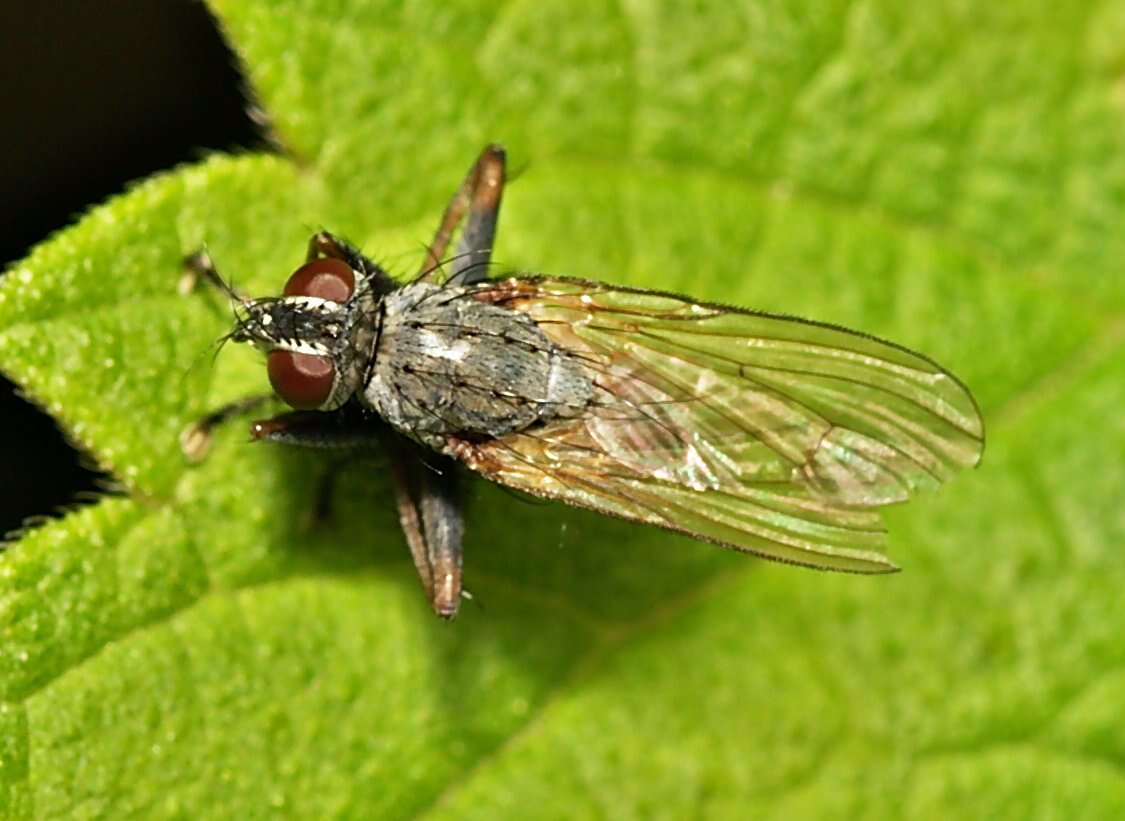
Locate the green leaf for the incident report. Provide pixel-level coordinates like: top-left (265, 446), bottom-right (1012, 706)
top-left (2, 0), bottom-right (1123, 817)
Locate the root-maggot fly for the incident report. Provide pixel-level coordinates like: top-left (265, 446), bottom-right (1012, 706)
top-left (183, 145), bottom-right (984, 618)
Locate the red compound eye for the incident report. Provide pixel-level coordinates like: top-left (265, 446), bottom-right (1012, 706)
top-left (268, 350), bottom-right (336, 409)
top-left (283, 257), bottom-right (356, 302)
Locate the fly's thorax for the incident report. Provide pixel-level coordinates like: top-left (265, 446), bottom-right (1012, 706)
top-left (363, 282), bottom-right (594, 444)
top-left (231, 257), bottom-right (378, 410)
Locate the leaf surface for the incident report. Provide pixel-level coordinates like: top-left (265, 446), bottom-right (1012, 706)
top-left (0, 0), bottom-right (1122, 817)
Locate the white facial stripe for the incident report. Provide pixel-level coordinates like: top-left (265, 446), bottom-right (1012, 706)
top-left (272, 341), bottom-right (333, 357)
top-left (282, 295), bottom-right (342, 311)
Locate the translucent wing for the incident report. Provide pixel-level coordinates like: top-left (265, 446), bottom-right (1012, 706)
top-left (451, 277), bottom-right (984, 572)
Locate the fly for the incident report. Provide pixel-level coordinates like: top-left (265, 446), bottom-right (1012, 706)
top-left (182, 145), bottom-right (985, 619)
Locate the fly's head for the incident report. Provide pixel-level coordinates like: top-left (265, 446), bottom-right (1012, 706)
top-left (230, 257), bottom-right (377, 411)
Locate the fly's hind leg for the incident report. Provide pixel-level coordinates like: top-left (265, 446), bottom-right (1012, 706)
top-left (386, 441), bottom-right (465, 619)
top-left (419, 144), bottom-right (506, 286)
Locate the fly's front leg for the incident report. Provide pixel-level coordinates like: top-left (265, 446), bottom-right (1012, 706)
top-left (306, 230), bottom-right (399, 294)
top-left (419, 144), bottom-right (506, 286)
top-left (180, 394), bottom-right (274, 462)
top-left (178, 250), bottom-right (270, 461)
top-left (179, 249), bottom-right (249, 302)
top-left (306, 231), bottom-right (352, 263)
top-left (387, 442), bottom-right (465, 619)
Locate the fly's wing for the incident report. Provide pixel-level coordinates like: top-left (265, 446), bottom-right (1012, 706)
top-left (453, 277), bottom-right (985, 572)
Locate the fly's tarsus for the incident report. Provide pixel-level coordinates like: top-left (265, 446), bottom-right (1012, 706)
top-left (179, 394), bottom-right (274, 463)
top-left (180, 250), bottom-right (250, 304)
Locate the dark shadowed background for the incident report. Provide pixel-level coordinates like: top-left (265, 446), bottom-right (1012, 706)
top-left (0, 1), bottom-right (263, 534)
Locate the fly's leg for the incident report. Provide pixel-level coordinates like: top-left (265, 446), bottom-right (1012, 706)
top-left (306, 231), bottom-right (354, 263)
top-left (387, 443), bottom-right (464, 619)
top-left (419, 144), bottom-right (506, 286)
top-left (309, 456), bottom-right (348, 525)
top-left (379, 145), bottom-right (509, 615)
top-left (179, 249), bottom-right (249, 302)
top-left (251, 410), bottom-right (383, 522)
top-left (180, 394), bottom-right (274, 462)
top-left (305, 231), bottom-right (398, 294)
top-left (178, 250), bottom-right (272, 461)
top-left (306, 145), bottom-right (506, 288)
top-left (254, 413), bottom-right (467, 618)
top-left (449, 144), bottom-right (505, 285)
top-left (249, 410), bottom-right (388, 450)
